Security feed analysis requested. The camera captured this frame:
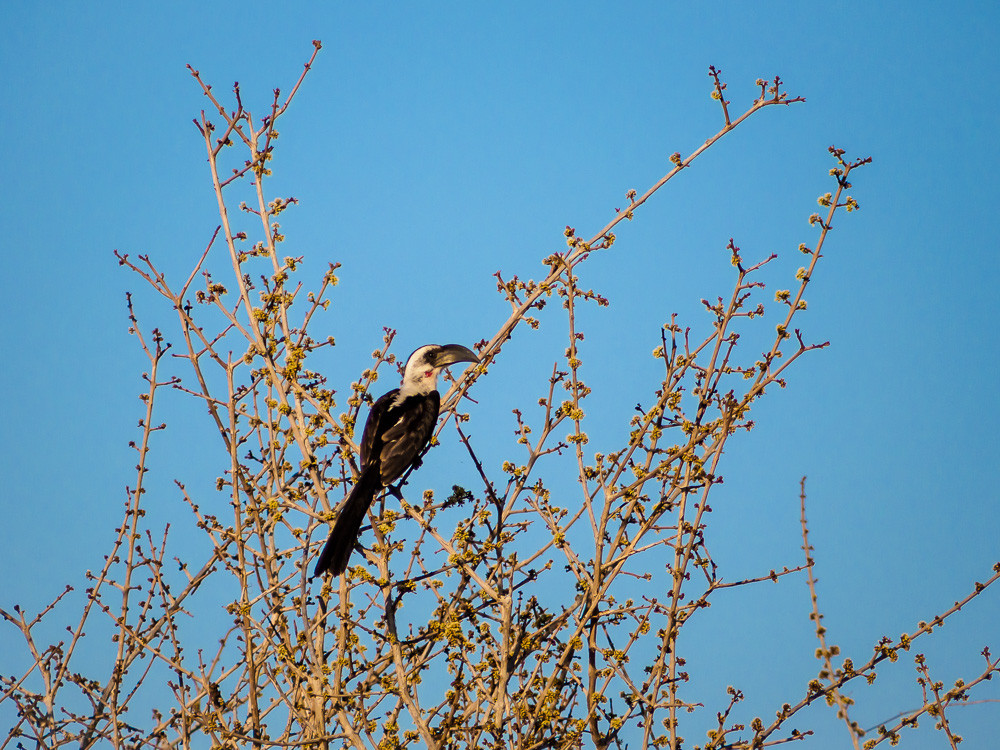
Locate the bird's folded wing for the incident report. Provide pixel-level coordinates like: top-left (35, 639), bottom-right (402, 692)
top-left (360, 389), bottom-right (399, 469)
top-left (378, 392), bottom-right (441, 483)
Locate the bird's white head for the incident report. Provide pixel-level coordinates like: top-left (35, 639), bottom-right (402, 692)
top-left (398, 343), bottom-right (480, 398)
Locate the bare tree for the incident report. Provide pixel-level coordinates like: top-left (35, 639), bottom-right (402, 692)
top-left (3, 42), bottom-right (997, 750)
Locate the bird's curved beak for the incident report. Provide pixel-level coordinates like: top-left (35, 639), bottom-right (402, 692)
top-left (432, 344), bottom-right (480, 368)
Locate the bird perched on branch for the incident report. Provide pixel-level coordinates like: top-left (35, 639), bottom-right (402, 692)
top-left (313, 343), bottom-right (480, 577)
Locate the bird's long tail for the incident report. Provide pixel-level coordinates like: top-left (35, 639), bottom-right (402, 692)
top-left (313, 468), bottom-right (382, 577)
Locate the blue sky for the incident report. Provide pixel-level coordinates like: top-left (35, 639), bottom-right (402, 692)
top-left (3, 3), bottom-right (999, 746)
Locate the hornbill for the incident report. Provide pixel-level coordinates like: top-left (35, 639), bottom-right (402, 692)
top-left (313, 343), bottom-right (480, 577)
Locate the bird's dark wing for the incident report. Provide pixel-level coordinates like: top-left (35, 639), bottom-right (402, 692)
top-left (360, 389), bottom-right (399, 470)
top-left (377, 391), bottom-right (440, 484)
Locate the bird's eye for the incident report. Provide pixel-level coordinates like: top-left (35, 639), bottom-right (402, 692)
top-left (424, 370), bottom-right (433, 378)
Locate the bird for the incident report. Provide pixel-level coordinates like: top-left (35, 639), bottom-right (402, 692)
top-left (313, 343), bottom-right (480, 577)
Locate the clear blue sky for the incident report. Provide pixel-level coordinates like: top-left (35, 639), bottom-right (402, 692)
top-left (3, 3), bottom-right (998, 746)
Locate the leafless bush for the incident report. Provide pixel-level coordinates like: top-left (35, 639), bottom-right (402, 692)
top-left (3, 42), bottom-right (997, 750)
